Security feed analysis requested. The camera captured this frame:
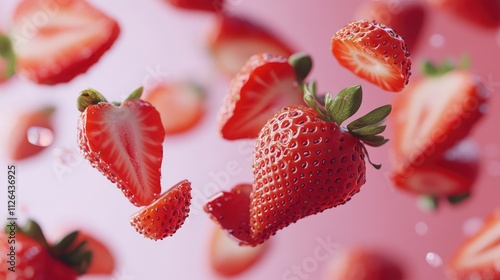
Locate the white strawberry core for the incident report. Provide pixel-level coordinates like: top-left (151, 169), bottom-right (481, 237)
top-left (458, 222), bottom-right (500, 269)
top-left (406, 170), bottom-right (458, 196)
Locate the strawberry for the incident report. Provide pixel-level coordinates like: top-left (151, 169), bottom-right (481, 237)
top-left (7, 106), bottom-right (55, 161)
top-left (208, 226), bottom-right (269, 277)
top-left (355, 1), bottom-right (426, 52)
top-left (446, 209), bottom-right (500, 279)
top-left (0, 32), bottom-right (15, 82)
top-left (130, 180), bottom-right (192, 240)
top-left (209, 14), bottom-right (295, 76)
top-left (219, 53), bottom-right (310, 140)
top-left (427, 0), bottom-right (500, 29)
top-left (323, 248), bottom-right (405, 280)
top-left (0, 220), bottom-right (93, 280)
top-left (77, 88), bottom-right (165, 207)
top-left (66, 231), bottom-right (115, 275)
top-left (10, 0), bottom-right (120, 85)
top-left (144, 81), bottom-right (205, 135)
top-left (331, 20), bottom-right (411, 92)
top-left (164, 0), bottom-right (224, 12)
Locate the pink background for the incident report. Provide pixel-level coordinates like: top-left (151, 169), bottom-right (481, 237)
top-left (1, 0), bottom-right (499, 279)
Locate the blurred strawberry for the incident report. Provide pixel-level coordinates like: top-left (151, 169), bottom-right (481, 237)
top-left (144, 81), bottom-right (205, 135)
top-left (447, 209), bottom-right (500, 279)
top-left (209, 14), bottom-right (294, 76)
top-left (0, 32), bottom-right (15, 82)
top-left (427, 0), bottom-right (500, 29)
top-left (10, 0), bottom-right (120, 84)
top-left (68, 231), bottom-right (115, 275)
top-left (164, 0), bottom-right (225, 12)
top-left (355, 1), bottom-right (426, 52)
top-left (208, 226), bottom-right (269, 277)
top-left (8, 106), bottom-right (55, 161)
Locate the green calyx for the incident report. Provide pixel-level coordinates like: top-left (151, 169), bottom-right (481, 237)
top-left (77, 87), bottom-right (143, 112)
top-left (0, 34), bottom-right (16, 78)
top-left (4, 220), bottom-right (92, 275)
top-left (303, 82), bottom-right (391, 169)
top-left (289, 53), bottom-right (313, 83)
top-left (422, 55), bottom-right (470, 77)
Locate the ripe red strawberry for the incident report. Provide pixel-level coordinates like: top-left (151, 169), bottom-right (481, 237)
top-left (144, 81), bottom-right (205, 135)
top-left (130, 180), bottom-right (192, 240)
top-left (208, 226), bottom-right (269, 277)
top-left (77, 88), bottom-right (165, 207)
top-left (164, 0), bottom-right (224, 12)
top-left (355, 1), bottom-right (426, 52)
top-left (219, 53), bottom-right (310, 140)
top-left (427, 0), bottom-right (500, 29)
top-left (446, 209), bottom-right (500, 279)
top-left (324, 248), bottom-right (405, 280)
top-left (66, 231), bottom-right (115, 275)
top-left (331, 20), bottom-right (411, 92)
top-left (209, 14), bottom-right (295, 76)
top-left (8, 106), bottom-right (55, 161)
top-left (10, 0), bottom-right (120, 84)
top-left (0, 32), bottom-right (15, 82)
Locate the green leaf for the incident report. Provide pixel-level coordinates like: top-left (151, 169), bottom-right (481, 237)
top-left (289, 53), bottom-right (313, 82)
top-left (351, 125), bottom-right (386, 137)
top-left (22, 220), bottom-right (50, 249)
top-left (77, 89), bottom-right (107, 112)
top-left (125, 87), bottom-right (143, 102)
top-left (362, 138), bottom-right (389, 147)
top-left (347, 104), bottom-right (391, 131)
top-left (53, 231), bottom-right (79, 254)
top-left (303, 82), bottom-right (328, 120)
top-left (327, 85), bottom-right (362, 126)
top-left (0, 34), bottom-right (16, 77)
top-left (447, 192), bottom-right (470, 205)
top-left (360, 144), bottom-right (382, 169)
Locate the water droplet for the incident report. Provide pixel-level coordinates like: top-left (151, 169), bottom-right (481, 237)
top-left (425, 252), bottom-right (443, 268)
top-left (415, 221), bottom-right (428, 236)
top-left (487, 161), bottom-right (500, 176)
top-left (463, 217), bottom-right (483, 236)
top-left (429, 34), bottom-right (445, 48)
top-left (27, 126), bottom-right (54, 147)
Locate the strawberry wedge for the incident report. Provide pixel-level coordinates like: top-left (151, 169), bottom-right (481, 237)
top-left (10, 0), bottom-right (120, 84)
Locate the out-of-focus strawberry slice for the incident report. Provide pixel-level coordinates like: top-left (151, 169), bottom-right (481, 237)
top-left (164, 0), bottom-right (225, 13)
top-left (10, 0), bottom-right (120, 84)
top-left (208, 14), bottom-right (294, 77)
top-left (447, 209), bottom-right (500, 280)
top-left (208, 226), bottom-right (269, 277)
top-left (144, 82), bottom-right (205, 135)
top-left (74, 231), bottom-right (115, 275)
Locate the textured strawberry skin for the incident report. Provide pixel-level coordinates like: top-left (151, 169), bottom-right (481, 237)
top-left (250, 106), bottom-right (366, 242)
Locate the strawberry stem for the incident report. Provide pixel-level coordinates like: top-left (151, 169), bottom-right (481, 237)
top-left (124, 87), bottom-right (143, 102)
top-left (77, 89), bottom-right (108, 112)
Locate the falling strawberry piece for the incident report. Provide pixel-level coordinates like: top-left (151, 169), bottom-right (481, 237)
top-left (144, 81), bottom-right (205, 135)
top-left (10, 0), bottom-right (120, 85)
top-left (427, 0), bottom-right (500, 29)
top-left (164, 0), bottom-right (224, 12)
top-left (0, 32), bottom-right (15, 82)
top-left (331, 20), bottom-right (411, 92)
top-left (446, 209), bottom-right (500, 279)
top-left (208, 226), bottom-right (269, 277)
top-left (8, 106), bottom-right (55, 161)
top-left (219, 53), bottom-right (310, 140)
top-left (209, 14), bottom-right (295, 76)
top-left (324, 248), bottom-right (406, 280)
top-left (77, 88), bottom-right (165, 207)
top-left (355, 1), bottom-right (426, 52)
top-left (130, 180), bottom-right (192, 240)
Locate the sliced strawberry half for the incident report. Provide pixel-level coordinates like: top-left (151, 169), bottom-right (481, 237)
top-left (219, 53), bottom-right (309, 140)
top-left (447, 209), bottom-right (500, 280)
top-left (77, 88), bottom-right (165, 207)
top-left (130, 180), bottom-right (192, 240)
top-left (204, 184), bottom-right (258, 246)
top-left (208, 226), bottom-right (269, 277)
top-left (209, 14), bottom-right (295, 77)
top-left (164, 0), bottom-right (224, 12)
top-left (144, 81), bottom-right (205, 135)
top-left (10, 0), bottom-right (120, 85)
top-left (331, 20), bottom-right (411, 92)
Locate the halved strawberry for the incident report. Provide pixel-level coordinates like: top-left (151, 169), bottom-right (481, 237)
top-left (208, 226), bottom-right (269, 277)
top-left (10, 0), bottom-right (120, 84)
top-left (209, 14), bottom-right (295, 76)
top-left (446, 209), bottom-right (500, 279)
top-left (77, 88), bottom-right (165, 207)
top-left (331, 20), bottom-right (411, 92)
top-left (0, 32), bottom-right (15, 82)
top-left (8, 106), bottom-right (55, 161)
top-left (144, 81), bottom-right (205, 135)
top-left (130, 180), bottom-right (192, 240)
top-left (427, 0), bottom-right (500, 29)
top-left (164, 0), bottom-right (224, 12)
top-left (219, 53), bottom-right (309, 140)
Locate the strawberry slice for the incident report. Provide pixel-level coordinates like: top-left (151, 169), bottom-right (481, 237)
top-left (208, 226), bottom-right (269, 277)
top-left (219, 53), bottom-right (309, 140)
top-left (144, 81), bottom-right (205, 135)
top-left (209, 14), bottom-right (294, 76)
top-left (447, 209), bottom-right (500, 279)
top-left (130, 180), bottom-right (192, 240)
top-left (204, 184), bottom-right (257, 246)
top-left (164, 0), bottom-right (224, 12)
top-left (10, 0), bottom-right (120, 85)
top-left (331, 20), bottom-right (411, 92)
top-left (77, 88), bottom-right (165, 207)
